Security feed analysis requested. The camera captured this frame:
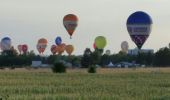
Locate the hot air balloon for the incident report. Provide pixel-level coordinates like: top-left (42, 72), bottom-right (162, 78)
top-left (55, 36), bottom-right (62, 45)
top-left (38, 38), bottom-right (48, 44)
top-left (65, 45), bottom-right (74, 56)
top-left (105, 50), bottom-right (111, 55)
top-left (51, 45), bottom-right (58, 55)
top-left (93, 43), bottom-right (96, 49)
top-left (36, 44), bottom-right (46, 54)
top-left (18, 45), bottom-right (23, 54)
top-left (36, 44), bottom-right (41, 54)
top-left (121, 41), bottom-right (129, 53)
top-left (37, 38), bottom-right (48, 54)
top-left (58, 43), bottom-right (66, 55)
top-left (1, 37), bottom-right (12, 51)
top-left (22, 44), bottom-right (28, 54)
top-left (95, 36), bottom-right (107, 49)
top-left (63, 14), bottom-right (78, 39)
top-left (127, 11), bottom-right (152, 49)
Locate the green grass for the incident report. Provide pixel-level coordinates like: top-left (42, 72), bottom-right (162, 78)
top-left (0, 68), bottom-right (170, 100)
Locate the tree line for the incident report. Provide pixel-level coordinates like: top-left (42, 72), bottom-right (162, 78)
top-left (0, 47), bottom-right (170, 68)
top-left (81, 47), bottom-right (170, 67)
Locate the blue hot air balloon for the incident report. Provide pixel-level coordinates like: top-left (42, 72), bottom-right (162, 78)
top-left (1, 37), bottom-right (12, 51)
top-left (55, 36), bottom-right (62, 45)
top-left (126, 11), bottom-right (153, 49)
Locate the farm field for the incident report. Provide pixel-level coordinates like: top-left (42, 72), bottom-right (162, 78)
top-left (0, 68), bottom-right (170, 100)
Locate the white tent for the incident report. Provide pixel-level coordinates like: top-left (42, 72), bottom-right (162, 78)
top-left (107, 62), bottom-right (114, 67)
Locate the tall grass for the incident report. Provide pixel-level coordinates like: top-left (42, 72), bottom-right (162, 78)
top-left (0, 68), bottom-right (169, 100)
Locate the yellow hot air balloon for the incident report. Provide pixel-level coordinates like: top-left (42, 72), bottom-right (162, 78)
top-left (17, 45), bottom-right (22, 54)
top-left (95, 36), bottom-right (107, 49)
top-left (65, 45), bottom-right (74, 55)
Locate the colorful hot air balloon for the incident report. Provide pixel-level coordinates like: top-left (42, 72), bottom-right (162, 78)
top-left (51, 45), bottom-right (58, 55)
top-left (37, 38), bottom-right (48, 54)
top-left (127, 11), bottom-right (152, 49)
top-left (36, 44), bottom-right (46, 54)
top-left (95, 36), bottom-right (107, 49)
top-left (17, 45), bottom-right (23, 54)
top-left (65, 45), bottom-right (74, 56)
top-left (38, 38), bottom-right (48, 44)
top-left (22, 44), bottom-right (28, 54)
top-left (63, 14), bottom-right (78, 39)
top-left (58, 43), bottom-right (66, 55)
top-left (1, 37), bottom-right (12, 51)
top-left (121, 41), bottom-right (129, 53)
top-left (37, 44), bottom-right (47, 54)
top-left (36, 44), bottom-right (41, 54)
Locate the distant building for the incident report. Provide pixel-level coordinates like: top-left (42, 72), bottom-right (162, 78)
top-left (31, 56), bottom-right (49, 68)
top-left (31, 61), bottom-right (42, 67)
top-left (128, 48), bottom-right (154, 55)
top-left (106, 62), bottom-right (114, 68)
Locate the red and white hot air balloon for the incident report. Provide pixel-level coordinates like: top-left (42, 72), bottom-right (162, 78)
top-left (22, 44), bottom-right (28, 54)
top-left (17, 45), bottom-right (23, 54)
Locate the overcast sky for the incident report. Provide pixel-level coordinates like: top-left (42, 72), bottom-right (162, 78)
top-left (0, 0), bottom-right (169, 55)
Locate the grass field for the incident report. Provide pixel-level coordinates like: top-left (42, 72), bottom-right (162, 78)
top-left (0, 68), bottom-right (170, 100)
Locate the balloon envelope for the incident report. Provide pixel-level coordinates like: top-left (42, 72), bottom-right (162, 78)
top-left (65, 45), bottom-right (74, 55)
top-left (95, 36), bottom-right (107, 49)
top-left (22, 44), bottom-right (28, 53)
top-left (37, 44), bottom-right (47, 54)
top-left (51, 45), bottom-right (58, 55)
top-left (93, 43), bottom-right (96, 49)
top-left (37, 38), bottom-right (48, 54)
top-left (63, 14), bottom-right (78, 38)
top-left (58, 43), bottom-right (66, 55)
top-left (1, 37), bottom-right (12, 51)
top-left (18, 45), bottom-right (22, 53)
top-left (105, 50), bottom-right (111, 55)
top-left (127, 11), bottom-right (152, 49)
top-left (38, 38), bottom-right (48, 44)
top-left (121, 41), bottom-right (129, 53)
top-left (55, 36), bottom-right (62, 45)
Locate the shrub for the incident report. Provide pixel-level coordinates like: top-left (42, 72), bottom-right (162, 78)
top-left (9, 66), bottom-right (15, 70)
top-left (88, 65), bottom-right (96, 73)
top-left (52, 62), bottom-right (66, 73)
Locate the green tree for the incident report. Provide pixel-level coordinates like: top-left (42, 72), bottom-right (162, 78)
top-left (91, 49), bottom-right (102, 65)
top-left (111, 51), bottom-right (129, 64)
top-left (52, 62), bottom-right (66, 73)
top-left (154, 47), bottom-right (170, 67)
top-left (81, 48), bottom-right (92, 67)
top-left (71, 56), bottom-right (81, 67)
top-left (100, 54), bottom-right (110, 67)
